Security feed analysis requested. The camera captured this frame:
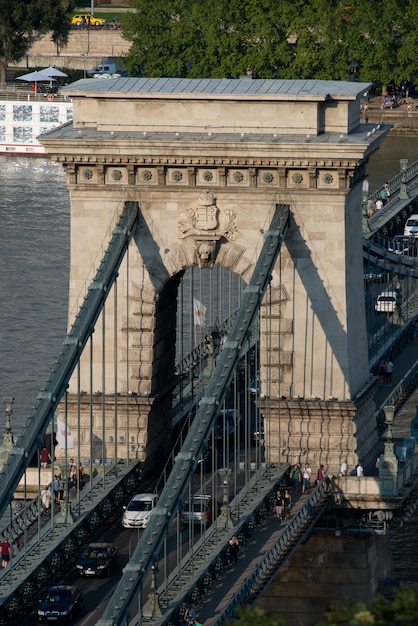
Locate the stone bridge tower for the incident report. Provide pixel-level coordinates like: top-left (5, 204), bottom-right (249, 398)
top-left (42, 78), bottom-right (388, 472)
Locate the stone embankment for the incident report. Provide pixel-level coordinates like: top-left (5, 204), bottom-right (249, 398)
top-left (16, 29), bottom-right (131, 72)
top-left (365, 96), bottom-right (418, 133)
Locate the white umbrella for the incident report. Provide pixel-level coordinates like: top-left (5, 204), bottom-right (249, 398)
top-left (16, 70), bottom-right (56, 91)
top-left (41, 66), bottom-right (68, 88)
top-left (41, 66), bottom-right (68, 78)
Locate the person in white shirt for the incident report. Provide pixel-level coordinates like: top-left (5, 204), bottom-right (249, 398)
top-left (340, 460), bottom-right (348, 476)
top-left (356, 462), bottom-right (364, 477)
top-left (302, 463), bottom-right (312, 493)
top-left (375, 198), bottom-right (383, 211)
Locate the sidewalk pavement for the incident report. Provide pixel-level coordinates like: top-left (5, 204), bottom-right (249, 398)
top-left (373, 339), bottom-right (418, 410)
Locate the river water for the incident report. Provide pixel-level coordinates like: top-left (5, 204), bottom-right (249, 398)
top-left (0, 132), bottom-right (417, 581)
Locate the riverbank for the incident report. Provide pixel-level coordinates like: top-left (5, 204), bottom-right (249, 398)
top-left (366, 95), bottom-right (418, 133)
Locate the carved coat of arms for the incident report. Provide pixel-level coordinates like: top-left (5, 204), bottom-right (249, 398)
top-left (178, 191), bottom-right (237, 241)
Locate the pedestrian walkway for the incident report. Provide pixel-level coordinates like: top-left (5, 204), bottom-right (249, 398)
top-left (373, 338), bottom-right (418, 410)
top-left (186, 479), bottom-right (331, 626)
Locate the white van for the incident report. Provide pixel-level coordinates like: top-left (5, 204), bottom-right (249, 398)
top-left (122, 493), bottom-right (158, 528)
top-left (375, 291), bottom-right (397, 313)
top-left (404, 215), bottom-right (418, 238)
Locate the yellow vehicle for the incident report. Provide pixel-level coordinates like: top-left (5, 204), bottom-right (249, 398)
top-left (71, 13), bottom-right (106, 27)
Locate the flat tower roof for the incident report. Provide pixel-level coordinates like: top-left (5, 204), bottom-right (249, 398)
top-left (65, 77), bottom-right (371, 101)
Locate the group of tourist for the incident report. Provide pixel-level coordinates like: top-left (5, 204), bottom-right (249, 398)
top-left (378, 358), bottom-right (394, 388)
top-left (272, 462), bottom-right (328, 524)
top-left (40, 457), bottom-right (86, 515)
top-left (365, 182), bottom-right (391, 218)
top-left (340, 459), bottom-right (364, 477)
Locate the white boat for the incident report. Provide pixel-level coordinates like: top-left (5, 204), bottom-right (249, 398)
top-left (0, 88), bottom-right (73, 155)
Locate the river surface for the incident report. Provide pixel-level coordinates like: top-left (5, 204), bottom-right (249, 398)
top-left (0, 132), bottom-right (417, 582)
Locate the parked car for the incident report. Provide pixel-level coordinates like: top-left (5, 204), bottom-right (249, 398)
top-left (76, 543), bottom-right (119, 577)
top-left (388, 235), bottom-right (412, 255)
top-left (180, 495), bottom-right (219, 526)
top-left (71, 13), bottom-right (106, 27)
top-left (37, 585), bottom-right (83, 622)
top-left (122, 492), bottom-right (159, 528)
top-left (363, 267), bottom-right (384, 282)
top-left (404, 214), bottom-right (418, 238)
top-left (375, 291), bottom-right (397, 313)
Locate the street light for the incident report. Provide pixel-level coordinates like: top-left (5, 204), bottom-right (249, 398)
top-left (0, 397), bottom-right (15, 468)
top-left (379, 405), bottom-right (398, 496)
top-left (399, 159), bottom-right (409, 200)
top-left (218, 467), bottom-right (234, 529)
top-left (383, 405), bottom-right (395, 446)
top-left (2, 397), bottom-right (14, 434)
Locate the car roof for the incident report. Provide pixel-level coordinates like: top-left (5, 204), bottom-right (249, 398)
top-left (185, 494), bottom-right (212, 502)
top-left (377, 291), bottom-right (397, 297)
top-left (129, 493), bottom-right (158, 501)
top-left (86, 542), bottom-right (114, 548)
top-left (48, 585), bottom-right (76, 591)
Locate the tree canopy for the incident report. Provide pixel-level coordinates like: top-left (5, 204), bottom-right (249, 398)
top-left (122, 0), bottom-right (417, 86)
top-left (223, 585), bottom-right (418, 626)
top-left (318, 583), bottom-right (418, 626)
top-left (0, 0), bottom-right (76, 84)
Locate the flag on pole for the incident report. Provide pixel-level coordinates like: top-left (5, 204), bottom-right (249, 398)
top-left (193, 297), bottom-right (207, 327)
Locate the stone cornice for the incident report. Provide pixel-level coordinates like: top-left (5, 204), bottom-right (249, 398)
top-left (57, 154), bottom-right (361, 169)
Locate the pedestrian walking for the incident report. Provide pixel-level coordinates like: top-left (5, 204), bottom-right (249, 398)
top-left (302, 463), bottom-right (312, 493)
top-left (340, 460), bottom-right (348, 476)
top-left (53, 474), bottom-right (61, 503)
top-left (274, 488), bottom-right (283, 521)
top-left (289, 463), bottom-right (301, 492)
top-left (40, 446), bottom-right (52, 468)
top-left (378, 360), bottom-right (387, 387)
top-left (184, 606), bottom-right (196, 626)
top-left (356, 462), bottom-right (364, 477)
top-left (41, 485), bottom-right (51, 515)
top-left (228, 535), bottom-right (239, 563)
top-left (0, 536), bottom-right (11, 568)
top-left (385, 359), bottom-right (394, 386)
top-left (12, 539), bottom-right (20, 559)
top-left (316, 464), bottom-right (325, 483)
top-left (281, 489), bottom-right (292, 521)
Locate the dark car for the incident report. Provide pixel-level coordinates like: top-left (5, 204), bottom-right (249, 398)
top-left (76, 542), bottom-right (119, 577)
top-left (37, 585), bottom-right (83, 622)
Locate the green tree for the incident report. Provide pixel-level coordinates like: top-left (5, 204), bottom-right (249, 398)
top-left (227, 606), bottom-right (284, 626)
top-left (123, 0), bottom-right (417, 86)
top-left (319, 583), bottom-right (418, 626)
top-left (0, 0), bottom-right (76, 84)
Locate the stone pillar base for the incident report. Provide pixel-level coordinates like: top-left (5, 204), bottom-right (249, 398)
top-left (257, 530), bottom-right (393, 625)
top-left (258, 395), bottom-right (376, 474)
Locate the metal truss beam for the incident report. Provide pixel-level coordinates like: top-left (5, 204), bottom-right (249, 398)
top-left (0, 202), bottom-right (139, 521)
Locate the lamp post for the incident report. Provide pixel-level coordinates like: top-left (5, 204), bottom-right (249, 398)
top-left (0, 397), bottom-right (14, 471)
top-left (218, 467), bottom-right (234, 529)
top-left (379, 405), bottom-right (398, 496)
top-left (399, 159), bottom-right (409, 200)
top-left (394, 274), bottom-right (403, 324)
